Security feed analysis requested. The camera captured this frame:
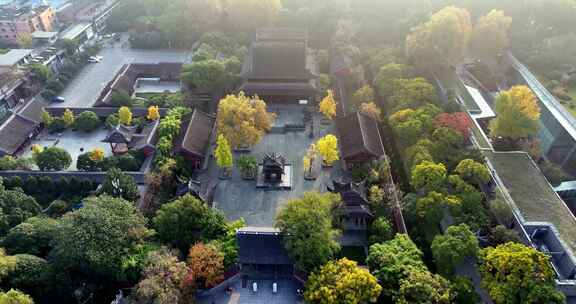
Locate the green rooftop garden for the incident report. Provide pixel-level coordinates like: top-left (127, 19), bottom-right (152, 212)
top-left (486, 151), bottom-right (576, 255)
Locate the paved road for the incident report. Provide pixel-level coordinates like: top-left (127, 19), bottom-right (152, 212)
top-left (58, 46), bottom-right (191, 108)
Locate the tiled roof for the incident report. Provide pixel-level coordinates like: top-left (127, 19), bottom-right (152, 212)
top-left (335, 111), bottom-right (385, 160)
top-left (237, 227), bottom-right (292, 265)
top-left (174, 109), bottom-right (215, 157)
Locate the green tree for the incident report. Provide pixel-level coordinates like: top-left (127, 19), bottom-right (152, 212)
top-left (352, 85), bottom-right (375, 107)
top-left (0, 248), bottom-right (16, 284)
top-left (368, 217), bottom-right (393, 245)
top-left (153, 194), bottom-right (227, 253)
top-left (489, 225), bottom-right (521, 246)
top-left (135, 247), bottom-right (189, 304)
top-left (100, 168), bottom-right (139, 201)
top-left (396, 266), bottom-right (454, 304)
top-left (489, 86), bottom-right (541, 140)
top-left (181, 59), bottom-right (226, 92)
top-left (366, 234), bottom-right (427, 295)
top-left (416, 191), bottom-right (461, 228)
top-left (479, 242), bottom-right (565, 304)
top-left (51, 195), bottom-right (151, 281)
top-left (3, 217), bottom-right (59, 256)
top-left (35, 147), bottom-right (72, 171)
top-left (304, 258), bottom-right (382, 304)
top-left (275, 192), bottom-right (341, 272)
top-left (411, 161), bottom-right (447, 193)
top-left (75, 111), bottom-right (100, 132)
top-left (0, 182), bottom-right (41, 235)
top-left (0, 289), bottom-right (33, 304)
top-left (388, 78), bottom-right (439, 111)
top-left (470, 10), bottom-right (512, 58)
top-left (406, 6), bottom-right (472, 69)
top-left (28, 64), bottom-right (51, 84)
top-left (6, 254), bottom-right (50, 300)
top-left (373, 63), bottom-right (410, 98)
top-left (431, 224), bottom-right (479, 275)
top-left (455, 159), bottom-right (490, 187)
top-left (223, 0), bottom-right (282, 31)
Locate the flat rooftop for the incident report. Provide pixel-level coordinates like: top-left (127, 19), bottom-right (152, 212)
top-left (32, 31), bottom-right (58, 39)
top-left (0, 49), bottom-right (33, 67)
top-left (60, 22), bottom-right (91, 40)
top-left (486, 151), bottom-right (576, 255)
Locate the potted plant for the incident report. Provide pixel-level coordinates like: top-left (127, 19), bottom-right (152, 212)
top-left (236, 155), bottom-right (257, 180)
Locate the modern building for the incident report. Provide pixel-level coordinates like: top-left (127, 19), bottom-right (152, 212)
top-left (240, 27), bottom-right (319, 104)
top-left (0, 5), bottom-right (55, 45)
top-left (0, 48), bottom-right (33, 69)
top-left (59, 22), bottom-right (93, 43)
top-left (31, 30), bottom-right (57, 45)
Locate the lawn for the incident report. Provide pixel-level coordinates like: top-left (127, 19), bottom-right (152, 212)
top-left (485, 151), bottom-right (576, 255)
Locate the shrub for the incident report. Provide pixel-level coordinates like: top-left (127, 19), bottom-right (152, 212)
top-left (77, 153), bottom-right (99, 171)
top-left (105, 113), bottom-right (119, 129)
top-left (75, 111), bottom-right (100, 132)
top-left (36, 147), bottom-right (72, 171)
top-left (110, 90), bottom-right (132, 107)
top-left (48, 117), bottom-right (66, 133)
top-left (46, 79), bottom-right (64, 92)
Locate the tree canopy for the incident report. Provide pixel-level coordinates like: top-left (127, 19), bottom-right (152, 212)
top-left (51, 196), bottom-right (151, 281)
top-left (470, 10), bottom-right (512, 58)
top-left (3, 217), bottom-right (59, 256)
top-left (431, 224), bottom-right (479, 275)
top-left (100, 168), bottom-right (139, 201)
top-left (183, 242), bottom-right (224, 289)
top-left (35, 147), bottom-right (72, 171)
top-left (275, 192), bottom-right (341, 272)
top-left (304, 258), bottom-right (382, 304)
top-left (366, 234), bottom-right (427, 295)
top-left (153, 194), bottom-right (227, 253)
top-left (489, 85), bottom-right (541, 140)
top-left (216, 93), bottom-right (276, 148)
top-left (479, 242), bottom-right (565, 304)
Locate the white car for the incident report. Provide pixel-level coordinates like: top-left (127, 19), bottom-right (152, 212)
top-left (87, 56), bottom-right (103, 63)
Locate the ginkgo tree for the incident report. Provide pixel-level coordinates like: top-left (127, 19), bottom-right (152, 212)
top-left (118, 106), bottom-right (132, 126)
top-left (216, 92), bottom-right (276, 148)
top-left (147, 105), bottom-right (160, 121)
top-left (489, 85), bottom-right (540, 141)
top-left (316, 134), bottom-right (339, 166)
top-left (319, 90), bottom-right (337, 120)
top-left (215, 134), bottom-right (233, 176)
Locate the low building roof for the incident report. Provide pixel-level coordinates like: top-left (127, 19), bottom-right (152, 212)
top-left (174, 109), bottom-right (215, 158)
top-left (335, 111), bottom-right (385, 161)
top-left (0, 114), bottom-right (38, 155)
top-left (0, 49), bottom-right (33, 67)
top-left (237, 227), bottom-right (292, 265)
top-left (32, 31), bottom-right (58, 39)
top-left (60, 23), bottom-right (92, 41)
top-left (486, 151), bottom-right (576, 256)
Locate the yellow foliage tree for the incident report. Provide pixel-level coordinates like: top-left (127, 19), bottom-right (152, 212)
top-left (216, 92), bottom-right (276, 148)
top-left (489, 85), bottom-right (540, 140)
top-left (41, 110), bottom-right (53, 126)
top-left (303, 143), bottom-right (316, 175)
top-left (215, 134), bottom-right (233, 170)
top-left (359, 102), bottom-right (382, 121)
top-left (118, 106), bottom-right (132, 126)
top-left (147, 105), bottom-right (160, 121)
top-left (319, 90), bottom-right (337, 120)
top-left (62, 108), bottom-right (75, 128)
top-left (89, 148), bottom-right (105, 162)
top-left (316, 134), bottom-right (339, 166)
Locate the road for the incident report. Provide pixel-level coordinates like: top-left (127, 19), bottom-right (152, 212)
top-left (58, 46), bottom-right (191, 108)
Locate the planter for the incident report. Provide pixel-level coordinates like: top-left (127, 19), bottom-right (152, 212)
top-left (241, 171), bottom-right (256, 180)
top-left (304, 171), bottom-right (317, 180)
top-left (218, 168), bottom-right (232, 180)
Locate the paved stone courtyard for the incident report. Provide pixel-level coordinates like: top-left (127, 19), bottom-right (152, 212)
top-left (209, 106), bottom-right (344, 226)
top-left (20, 128), bottom-right (112, 171)
top-left (197, 278), bottom-right (302, 304)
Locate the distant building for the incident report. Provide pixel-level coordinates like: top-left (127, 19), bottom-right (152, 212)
top-left (59, 22), bottom-right (93, 43)
top-left (240, 28), bottom-right (318, 104)
top-left (0, 5), bottom-right (55, 45)
top-left (31, 30), bottom-right (57, 45)
top-left (0, 49), bottom-right (33, 69)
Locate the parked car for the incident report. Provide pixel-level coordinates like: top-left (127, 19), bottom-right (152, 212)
top-left (51, 96), bottom-right (65, 103)
top-left (87, 56), bottom-right (103, 63)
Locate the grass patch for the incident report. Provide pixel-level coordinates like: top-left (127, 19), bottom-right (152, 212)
top-left (338, 246), bottom-right (367, 265)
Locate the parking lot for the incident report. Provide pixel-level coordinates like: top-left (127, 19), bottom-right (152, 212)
top-left (58, 46), bottom-right (191, 108)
